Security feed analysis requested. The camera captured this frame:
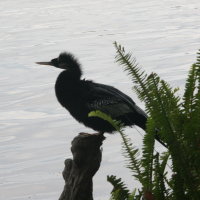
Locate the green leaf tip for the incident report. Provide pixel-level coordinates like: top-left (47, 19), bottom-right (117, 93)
top-left (88, 110), bottom-right (123, 131)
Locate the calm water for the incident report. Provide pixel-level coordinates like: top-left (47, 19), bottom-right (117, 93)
top-left (0, 0), bottom-right (200, 199)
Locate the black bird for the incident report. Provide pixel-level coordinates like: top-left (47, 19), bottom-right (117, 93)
top-left (36, 52), bottom-right (166, 146)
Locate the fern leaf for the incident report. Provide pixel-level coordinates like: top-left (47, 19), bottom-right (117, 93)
top-left (114, 42), bottom-right (150, 103)
top-left (196, 49), bottom-right (200, 66)
top-left (182, 64), bottom-right (198, 116)
top-left (160, 152), bottom-right (170, 176)
top-left (153, 153), bottom-right (170, 200)
top-left (88, 110), bottom-right (123, 131)
top-left (89, 110), bottom-right (143, 183)
top-left (119, 129), bottom-right (143, 183)
top-left (141, 118), bottom-right (155, 191)
top-left (107, 175), bottom-right (130, 200)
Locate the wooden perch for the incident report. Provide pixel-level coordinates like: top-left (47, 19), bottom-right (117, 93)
top-left (59, 132), bottom-right (105, 200)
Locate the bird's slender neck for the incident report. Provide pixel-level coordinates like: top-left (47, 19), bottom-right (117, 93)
top-left (55, 57), bottom-right (83, 107)
top-left (55, 69), bottom-right (82, 98)
top-left (59, 69), bottom-right (81, 82)
top-left (55, 69), bottom-right (83, 109)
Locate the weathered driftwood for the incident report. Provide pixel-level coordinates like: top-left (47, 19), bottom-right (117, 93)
top-left (59, 132), bottom-right (105, 200)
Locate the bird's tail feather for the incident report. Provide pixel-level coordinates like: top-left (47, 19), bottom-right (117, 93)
top-left (123, 106), bottom-right (167, 148)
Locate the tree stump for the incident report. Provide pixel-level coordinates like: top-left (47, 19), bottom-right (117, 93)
top-left (59, 132), bottom-right (105, 200)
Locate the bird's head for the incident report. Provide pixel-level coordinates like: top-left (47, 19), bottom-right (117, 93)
top-left (36, 52), bottom-right (82, 78)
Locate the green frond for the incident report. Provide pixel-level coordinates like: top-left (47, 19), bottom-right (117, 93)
top-left (160, 152), bottom-right (172, 197)
top-left (90, 44), bottom-right (200, 200)
top-left (153, 153), bottom-right (165, 199)
top-left (88, 110), bottom-right (123, 131)
top-left (182, 64), bottom-right (198, 116)
top-left (140, 118), bottom-right (155, 191)
top-left (196, 49), bottom-right (200, 66)
top-left (159, 152), bottom-right (170, 176)
top-left (119, 129), bottom-right (143, 183)
top-left (195, 50), bottom-right (200, 96)
top-left (114, 42), bottom-right (150, 103)
top-left (88, 110), bottom-right (143, 182)
top-left (128, 189), bottom-right (137, 200)
top-left (178, 51), bottom-right (200, 195)
top-left (170, 171), bottom-right (186, 200)
top-left (148, 72), bottom-right (198, 198)
top-left (107, 175), bottom-right (130, 200)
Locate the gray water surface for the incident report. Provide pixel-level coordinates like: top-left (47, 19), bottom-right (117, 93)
top-left (0, 0), bottom-right (200, 199)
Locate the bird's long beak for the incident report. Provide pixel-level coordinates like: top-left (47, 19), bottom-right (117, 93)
top-left (35, 61), bottom-right (53, 66)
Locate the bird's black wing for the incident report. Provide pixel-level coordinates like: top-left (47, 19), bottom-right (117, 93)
top-left (82, 81), bottom-right (167, 147)
top-left (83, 81), bottom-right (147, 123)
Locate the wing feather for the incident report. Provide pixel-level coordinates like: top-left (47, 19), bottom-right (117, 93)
top-left (84, 82), bottom-right (146, 118)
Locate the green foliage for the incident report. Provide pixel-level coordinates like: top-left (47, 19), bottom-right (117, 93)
top-left (89, 111), bottom-right (143, 183)
top-left (89, 110), bottom-right (123, 132)
top-left (107, 175), bottom-right (130, 200)
top-left (89, 44), bottom-right (200, 199)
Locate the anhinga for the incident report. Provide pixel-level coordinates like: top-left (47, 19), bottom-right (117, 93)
top-left (36, 52), bottom-right (166, 147)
